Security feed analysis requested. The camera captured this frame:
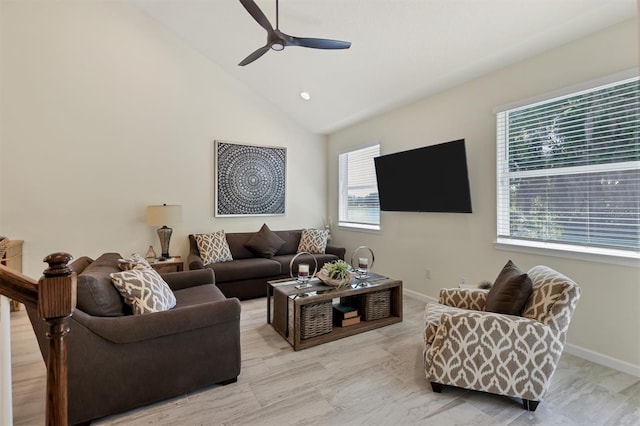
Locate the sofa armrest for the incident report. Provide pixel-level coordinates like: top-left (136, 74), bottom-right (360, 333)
top-left (188, 254), bottom-right (205, 270)
top-left (326, 244), bottom-right (346, 260)
top-left (188, 234), bottom-right (205, 269)
top-left (72, 296), bottom-right (241, 344)
top-left (161, 269), bottom-right (215, 291)
top-left (438, 287), bottom-right (488, 311)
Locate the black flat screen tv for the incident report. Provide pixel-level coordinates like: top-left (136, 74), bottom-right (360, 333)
top-left (374, 139), bottom-right (472, 213)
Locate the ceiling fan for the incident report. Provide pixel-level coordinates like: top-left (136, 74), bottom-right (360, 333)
top-left (238, 0), bottom-right (351, 66)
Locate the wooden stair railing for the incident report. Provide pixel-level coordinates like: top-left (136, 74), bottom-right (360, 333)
top-left (0, 253), bottom-right (76, 426)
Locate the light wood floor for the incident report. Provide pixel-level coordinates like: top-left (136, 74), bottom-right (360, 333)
top-left (11, 296), bottom-right (640, 425)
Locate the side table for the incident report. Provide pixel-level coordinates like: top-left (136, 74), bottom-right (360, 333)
top-left (150, 256), bottom-right (184, 274)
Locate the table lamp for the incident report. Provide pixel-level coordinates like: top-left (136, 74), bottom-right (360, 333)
top-left (146, 204), bottom-right (182, 260)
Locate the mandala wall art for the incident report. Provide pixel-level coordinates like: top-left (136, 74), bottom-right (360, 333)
top-left (215, 141), bottom-right (286, 216)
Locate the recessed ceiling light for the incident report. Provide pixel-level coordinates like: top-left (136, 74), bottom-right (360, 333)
top-left (299, 91), bottom-right (311, 101)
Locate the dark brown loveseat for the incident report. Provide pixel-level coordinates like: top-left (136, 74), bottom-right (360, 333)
top-left (26, 253), bottom-right (241, 425)
top-left (188, 229), bottom-right (346, 300)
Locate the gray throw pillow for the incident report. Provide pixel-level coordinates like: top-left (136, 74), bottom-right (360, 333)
top-left (244, 223), bottom-right (286, 258)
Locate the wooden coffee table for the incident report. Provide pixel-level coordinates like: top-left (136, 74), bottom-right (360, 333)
top-left (269, 275), bottom-right (402, 351)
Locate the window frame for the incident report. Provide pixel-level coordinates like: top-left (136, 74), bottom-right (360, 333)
top-left (338, 143), bottom-right (381, 232)
top-left (494, 70), bottom-right (640, 266)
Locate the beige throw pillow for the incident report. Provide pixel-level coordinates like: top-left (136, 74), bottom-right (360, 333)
top-left (297, 228), bottom-right (329, 254)
top-left (110, 268), bottom-right (176, 315)
top-left (195, 230), bottom-right (233, 265)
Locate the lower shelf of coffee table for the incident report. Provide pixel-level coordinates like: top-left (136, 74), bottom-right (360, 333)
top-left (292, 314), bottom-right (402, 351)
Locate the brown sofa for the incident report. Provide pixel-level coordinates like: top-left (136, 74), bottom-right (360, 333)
top-left (188, 229), bottom-right (346, 300)
top-left (26, 253), bottom-right (241, 425)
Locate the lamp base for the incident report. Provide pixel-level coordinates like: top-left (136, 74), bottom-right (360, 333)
top-left (157, 226), bottom-right (173, 260)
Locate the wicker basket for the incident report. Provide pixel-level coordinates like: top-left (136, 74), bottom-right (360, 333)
top-left (362, 290), bottom-right (391, 320)
top-left (300, 301), bottom-right (333, 339)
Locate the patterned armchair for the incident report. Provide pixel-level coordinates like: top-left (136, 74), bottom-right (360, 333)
top-left (423, 265), bottom-right (581, 411)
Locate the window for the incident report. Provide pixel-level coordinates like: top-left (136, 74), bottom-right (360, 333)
top-left (496, 76), bottom-right (639, 259)
top-left (339, 144), bottom-right (380, 230)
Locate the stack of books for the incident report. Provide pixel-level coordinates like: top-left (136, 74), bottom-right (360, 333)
top-left (333, 303), bottom-right (360, 327)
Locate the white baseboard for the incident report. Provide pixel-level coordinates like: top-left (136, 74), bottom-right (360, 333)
top-left (563, 343), bottom-right (640, 377)
top-left (403, 288), bottom-right (640, 378)
top-left (404, 288), bottom-right (437, 303)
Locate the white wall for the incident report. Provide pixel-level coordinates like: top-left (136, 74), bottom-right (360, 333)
top-left (328, 18), bottom-right (640, 369)
top-left (0, 1), bottom-right (327, 278)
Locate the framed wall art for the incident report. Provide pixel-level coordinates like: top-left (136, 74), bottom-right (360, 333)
top-left (215, 141), bottom-right (286, 217)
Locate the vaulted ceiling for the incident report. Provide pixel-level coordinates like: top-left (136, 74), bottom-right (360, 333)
top-left (131, 0), bottom-right (637, 134)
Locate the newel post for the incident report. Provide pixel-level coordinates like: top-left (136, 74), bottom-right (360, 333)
top-left (38, 253), bottom-right (76, 426)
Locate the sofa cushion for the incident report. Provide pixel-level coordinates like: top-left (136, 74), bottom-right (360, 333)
top-left (110, 268), bottom-right (177, 315)
top-left (297, 229), bottom-right (329, 254)
top-left (485, 260), bottom-right (533, 315)
top-left (225, 232), bottom-right (257, 259)
top-left (244, 224), bottom-right (286, 258)
top-left (274, 230), bottom-right (298, 255)
top-left (76, 252), bottom-right (127, 317)
top-left (211, 258), bottom-right (281, 283)
top-left (195, 230), bottom-right (233, 264)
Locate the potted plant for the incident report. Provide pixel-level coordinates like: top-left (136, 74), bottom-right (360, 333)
top-left (317, 260), bottom-right (354, 287)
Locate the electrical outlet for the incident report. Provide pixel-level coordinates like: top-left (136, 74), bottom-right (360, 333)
top-left (459, 276), bottom-right (467, 287)
top-left (425, 269), bottom-right (431, 280)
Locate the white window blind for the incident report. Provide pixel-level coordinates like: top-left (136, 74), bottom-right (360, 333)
top-left (339, 144), bottom-right (380, 230)
top-left (496, 76), bottom-right (639, 257)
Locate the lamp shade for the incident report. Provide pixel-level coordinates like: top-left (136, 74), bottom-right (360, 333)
top-left (146, 204), bottom-right (182, 226)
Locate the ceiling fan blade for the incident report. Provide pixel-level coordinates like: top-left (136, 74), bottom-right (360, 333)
top-left (237, 1), bottom-right (351, 65)
top-left (239, 44), bottom-right (271, 66)
top-left (239, 0), bottom-right (274, 34)
top-left (286, 35), bottom-right (351, 50)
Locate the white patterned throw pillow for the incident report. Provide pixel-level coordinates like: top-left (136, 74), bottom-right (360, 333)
top-left (118, 253), bottom-right (152, 271)
top-left (297, 228), bottom-right (329, 254)
top-left (195, 230), bottom-right (233, 265)
top-left (110, 268), bottom-right (176, 315)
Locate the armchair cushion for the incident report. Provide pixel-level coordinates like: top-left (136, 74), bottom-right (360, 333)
top-left (485, 260), bottom-right (532, 315)
top-left (110, 268), bottom-right (176, 315)
top-left (244, 223), bottom-right (286, 258)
